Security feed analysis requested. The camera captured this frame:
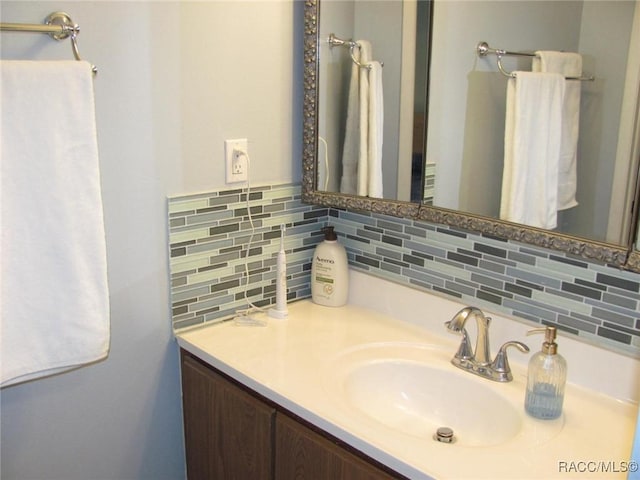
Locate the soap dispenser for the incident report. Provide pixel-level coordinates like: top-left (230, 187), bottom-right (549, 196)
top-left (524, 326), bottom-right (567, 420)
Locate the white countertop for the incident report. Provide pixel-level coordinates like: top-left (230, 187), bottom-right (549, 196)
top-left (176, 289), bottom-right (639, 479)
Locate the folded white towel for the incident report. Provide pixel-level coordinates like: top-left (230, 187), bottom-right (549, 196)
top-left (533, 51), bottom-right (582, 210)
top-left (1, 61), bottom-right (110, 387)
top-left (367, 60), bottom-right (384, 198)
top-left (500, 71), bottom-right (565, 229)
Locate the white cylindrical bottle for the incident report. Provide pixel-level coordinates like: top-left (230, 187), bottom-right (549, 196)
top-left (269, 225), bottom-right (288, 319)
top-left (311, 226), bottom-right (348, 307)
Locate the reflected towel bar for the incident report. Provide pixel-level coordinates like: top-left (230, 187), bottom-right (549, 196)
top-left (1, 12), bottom-right (97, 75)
top-left (328, 33), bottom-right (384, 70)
top-left (477, 41), bottom-right (593, 81)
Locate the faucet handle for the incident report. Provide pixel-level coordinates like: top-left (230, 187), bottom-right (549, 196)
top-left (490, 341), bottom-right (529, 382)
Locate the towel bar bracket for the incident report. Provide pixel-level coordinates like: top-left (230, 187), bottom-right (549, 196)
top-left (477, 41), bottom-right (533, 59)
top-left (44, 12), bottom-right (78, 41)
top-left (45, 12), bottom-right (91, 71)
top-left (328, 33), bottom-right (384, 70)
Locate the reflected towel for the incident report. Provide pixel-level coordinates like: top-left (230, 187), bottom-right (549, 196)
top-left (367, 61), bottom-right (384, 198)
top-left (1, 61), bottom-right (110, 387)
top-left (339, 40), bottom-right (383, 198)
top-left (356, 40), bottom-right (372, 196)
top-left (533, 51), bottom-right (582, 210)
top-left (500, 71), bottom-right (565, 229)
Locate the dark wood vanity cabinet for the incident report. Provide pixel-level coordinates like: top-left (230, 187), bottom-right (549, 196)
top-left (181, 352), bottom-right (275, 479)
top-left (180, 350), bottom-right (402, 480)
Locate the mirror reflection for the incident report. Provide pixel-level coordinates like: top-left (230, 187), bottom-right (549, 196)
top-left (317, 0), bottom-right (640, 247)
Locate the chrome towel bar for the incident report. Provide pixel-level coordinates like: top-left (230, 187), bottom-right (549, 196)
top-left (1, 12), bottom-right (97, 75)
top-left (328, 33), bottom-right (384, 70)
top-left (477, 41), bottom-right (593, 81)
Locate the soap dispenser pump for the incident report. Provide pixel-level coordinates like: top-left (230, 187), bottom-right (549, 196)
top-left (524, 326), bottom-right (567, 420)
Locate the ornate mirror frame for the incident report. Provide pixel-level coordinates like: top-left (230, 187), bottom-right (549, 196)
top-left (301, 0), bottom-right (640, 273)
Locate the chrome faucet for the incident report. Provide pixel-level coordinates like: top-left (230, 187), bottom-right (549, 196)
top-left (445, 307), bottom-right (529, 382)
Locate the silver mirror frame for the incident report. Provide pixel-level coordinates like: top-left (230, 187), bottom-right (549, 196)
top-left (301, 0), bottom-right (640, 273)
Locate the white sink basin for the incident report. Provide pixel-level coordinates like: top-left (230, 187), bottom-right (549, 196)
top-left (325, 342), bottom-right (564, 449)
top-left (344, 359), bottom-right (521, 447)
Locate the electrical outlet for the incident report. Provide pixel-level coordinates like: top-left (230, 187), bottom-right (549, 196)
top-left (225, 138), bottom-right (248, 183)
top-left (232, 156), bottom-right (244, 175)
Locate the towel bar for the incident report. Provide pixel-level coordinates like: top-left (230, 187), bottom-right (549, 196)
top-left (328, 33), bottom-right (384, 70)
top-left (477, 41), bottom-right (593, 81)
top-left (1, 12), bottom-right (97, 75)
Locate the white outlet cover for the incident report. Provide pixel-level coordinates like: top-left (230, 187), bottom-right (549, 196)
top-left (225, 138), bottom-right (248, 183)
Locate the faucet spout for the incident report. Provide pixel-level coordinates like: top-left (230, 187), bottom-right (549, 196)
top-left (446, 307), bottom-right (491, 365)
top-left (445, 306), bottom-right (528, 382)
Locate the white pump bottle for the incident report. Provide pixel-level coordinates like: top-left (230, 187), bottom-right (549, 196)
top-left (311, 226), bottom-right (348, 307)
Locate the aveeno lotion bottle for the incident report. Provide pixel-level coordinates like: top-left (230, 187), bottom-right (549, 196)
top-left (311, 227), bottom-right (348, 307)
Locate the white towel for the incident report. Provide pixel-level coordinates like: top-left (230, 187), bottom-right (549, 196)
top-left (367, 61), bottom-right (384, 198)
top-left (339, 44), bottom-right (362, 195)
top-left (338, 40), bottom-right (384, 198)
top-left (500, 71), bottom-right (565, 229)
top-left (533, 51), bottom-right (582, 210)
top-left (1, 61), bottom-right (110, 387)
top-left (357, 40), bottom-right (372, 197)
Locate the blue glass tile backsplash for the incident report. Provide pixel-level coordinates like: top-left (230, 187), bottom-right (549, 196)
top-left (168, 183), bottom-right (640, 357)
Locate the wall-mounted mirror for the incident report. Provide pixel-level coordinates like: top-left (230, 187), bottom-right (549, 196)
top-left (302, 0), bottom-right (640, 272)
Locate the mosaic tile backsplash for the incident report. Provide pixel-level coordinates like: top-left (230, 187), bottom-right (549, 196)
top-left (168, 183), bottom-right (640, 357)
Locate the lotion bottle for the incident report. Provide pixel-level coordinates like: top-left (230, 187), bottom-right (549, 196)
top-left (311, 226), bottom-right (348, 307)
top-left (524, 326), bottom-right (567, 420)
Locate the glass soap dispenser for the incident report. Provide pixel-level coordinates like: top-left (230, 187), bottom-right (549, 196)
top-left (524, 326), bottom-right (567, 420)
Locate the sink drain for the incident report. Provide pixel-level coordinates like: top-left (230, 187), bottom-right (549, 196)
top-left (433, 427), bottom-right (455, 443)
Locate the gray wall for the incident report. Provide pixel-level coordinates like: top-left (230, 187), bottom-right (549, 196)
top-left (0, 2), bottom-right (300, 479)
top-left (560, 1), bottom-right (635, 241)
top-left (318, 1), bottom-right (354, 193)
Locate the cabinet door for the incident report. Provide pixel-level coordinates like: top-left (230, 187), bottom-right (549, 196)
top-left (275, 413), bottom-right (399, 480)
top-left (181, 353), bottom-right (275, 480)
